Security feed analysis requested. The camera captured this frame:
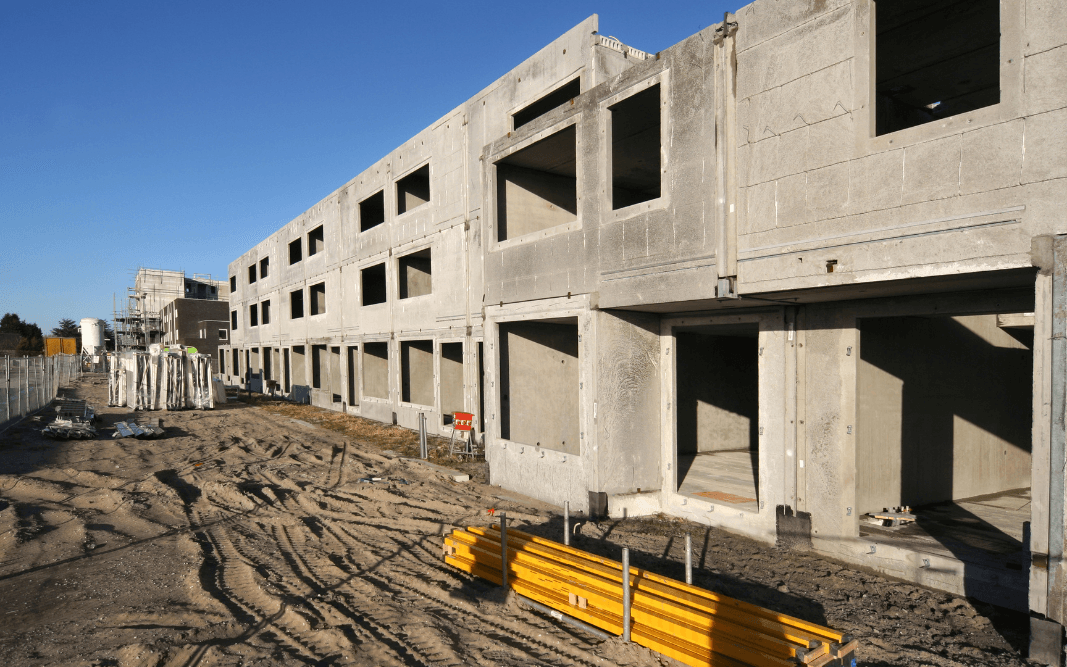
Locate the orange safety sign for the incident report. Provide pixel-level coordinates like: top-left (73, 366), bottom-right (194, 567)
top-left (452, 411), bottom-right (474, 431)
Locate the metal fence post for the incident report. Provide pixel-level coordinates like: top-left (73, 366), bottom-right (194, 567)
top-left (17, 358), bottom-right (23, 418)
top-left (3, 356), bottom-right (9, 422)
top-left (685, 533), bottom-right (693, 585)
top-left (564, 501), bottom-right (570, 546)
top-left (500, 511), bottom-right (508, 589)
top-left (419, 412), bottom-right (428, 459)
top-left (622, 547), bottom-right (631, 642)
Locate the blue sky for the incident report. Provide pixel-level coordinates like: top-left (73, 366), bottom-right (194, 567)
top-left (0, 1), bottom-right (734, 334)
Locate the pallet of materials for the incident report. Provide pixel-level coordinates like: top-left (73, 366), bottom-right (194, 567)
top-left (443, 525), bottom-right (858, 667)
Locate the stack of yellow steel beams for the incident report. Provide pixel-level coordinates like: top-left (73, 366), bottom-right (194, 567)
top-left (444, 524), bottom-right (858, 667)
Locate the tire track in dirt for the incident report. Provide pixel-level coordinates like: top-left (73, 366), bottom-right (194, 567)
top-left (321, 517), bottom-right (607, 667)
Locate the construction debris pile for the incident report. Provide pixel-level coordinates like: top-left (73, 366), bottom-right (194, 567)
top-left (445, 524), bottom-right (859, 667)
top-left (107, 345), bottom-right (216, 411)
top-left (113, 418), bottom-right (165, 439)
top-left (41, 398), bottom-right (97, 440)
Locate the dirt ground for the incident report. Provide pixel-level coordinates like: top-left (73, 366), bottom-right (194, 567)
top-left (0, 375), bottom-right (1037, 666)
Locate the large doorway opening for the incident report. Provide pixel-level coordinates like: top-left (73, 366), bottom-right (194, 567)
top-left (857, 311), bottom-right (1033, 580)
top-left (330, 346), bottom-right (342, 404)
top-left (675, 323), bottom-right (760, 510)
top-left (440, 342), bottom-right (464, 425)
top-left (346, 346), bottom-right (359, 407)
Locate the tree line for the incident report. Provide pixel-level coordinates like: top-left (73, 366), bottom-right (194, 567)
top-left (0, 314), bottom-right (114, 354)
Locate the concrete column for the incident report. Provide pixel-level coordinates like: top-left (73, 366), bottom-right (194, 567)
top-left (1031, 235), bottom-right (1067, 665)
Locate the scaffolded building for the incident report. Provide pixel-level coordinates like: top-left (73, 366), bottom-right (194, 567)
top-left (222, 3), bottom-right (1067, 657)
top-left (114, 268), bottom-right (229, 351)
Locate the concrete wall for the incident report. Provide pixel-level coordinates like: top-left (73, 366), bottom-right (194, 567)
top-left (363, 342), bottom-right (389, 401)
top-left (594, 310), bottom-right (662, 495)
top-left (221, 4), bottom-right (1067, 615)
top-left (499, 320), bottom-right (579, 454)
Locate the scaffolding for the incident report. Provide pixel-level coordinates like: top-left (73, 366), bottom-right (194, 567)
top-left (113, 267), bottom-right (228, 352)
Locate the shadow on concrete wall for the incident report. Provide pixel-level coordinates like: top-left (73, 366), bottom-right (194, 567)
top-left (859, 313), bottom-right (1033, 643)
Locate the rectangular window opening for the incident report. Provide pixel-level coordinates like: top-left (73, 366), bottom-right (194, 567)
top-left (232, 349), bottom-right (239, 377)
top-left (308, 225), bottom-right (324, 256)
top-left (260, 257), bottom-right (269, 278)
top-left (610, 84), bottom-right (662, 210)
top-left (359, 190), bottom-right (386, 231)
top-left (249, 304), bottom-right (258, 327)
top-left (513, 78), bottom-right (581, 130)
top-left (310, 282), bottom-right (326, 316)
top-left (398, 248), bottom-right (432, 299)
top-left (312, 344), bottom-right (326, 389)
top-left (496, 125), bottom-right (577, 242)
top-left (400, 339), bottom-right (434, 406)
top-left (219, 329), bottom-right (227, 340)
top-left (230, 310), bottom-right (238, 330)
top-left (290, 289), bottom-right (304, 319)
top-left (263, 346), bottom-right (272, 381)
top-left (675, 323), bottom-right (760, 510)
top-left (499, 319), bottom-right (579, 454)
top-left (248, 264), bottom-right (257, 284)
top-left (874, 0), bottom-right (1000, 136)
top-left (230, 275), bottom-right (236, 292)
top-left (261, 300), bottom-right (271, 325)
top-left (396, 164), bottom-right (430, 215)
top-left (441, 342), bottom-right (464, 422)
top-left (289, 238), bottom-right (302, 265)
top-left (361, 263), bottom-right (387, 306)
top-left (363, 342), bottom-right (389, 400)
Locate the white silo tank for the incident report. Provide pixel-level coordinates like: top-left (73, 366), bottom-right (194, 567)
top-left (80, 318), bottom-right (106, 356)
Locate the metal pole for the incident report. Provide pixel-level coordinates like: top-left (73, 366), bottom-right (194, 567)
top-left (621, 547), bottom-right (631, 642)
top-left (3, 357), bottom-right (9, 422)
top-left (17, 358), bottom-right (23, 417)
top-left (419, 412), bottom-right (428, 459)
top-left (564, 501), bottom-right (570, 546)
top-left (685, 533), bottom-right (693, 585)
top-left (516, 595), bottom-right (612, 641)
top-left (500, 511), bottom-right (508, 589)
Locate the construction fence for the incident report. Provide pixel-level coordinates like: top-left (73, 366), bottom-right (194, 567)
top-left (1, 354), bottom-right (82, 425)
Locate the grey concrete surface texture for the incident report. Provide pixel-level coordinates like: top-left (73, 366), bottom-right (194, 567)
top-left (219, 0), bottom-right (1067, 638)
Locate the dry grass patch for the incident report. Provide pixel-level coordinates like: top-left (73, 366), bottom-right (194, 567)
top-left (238, 395), bottom-right (487, 481)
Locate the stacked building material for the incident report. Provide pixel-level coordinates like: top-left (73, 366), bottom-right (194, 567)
top-left (41, 398), bottom-right (98, 439)
top-left (42, 418), bottom-right (97, 440)
top-left (106, 346), bottom-right (214, 410)
top-left (113, 420), bottom-right (165, 439)
top-left (444, 525), bottom-right (858, 667)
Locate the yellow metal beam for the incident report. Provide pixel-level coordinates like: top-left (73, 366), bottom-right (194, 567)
top-left (444, 525), bottom-right (857, 667)
top-left (462, 526), bottom-right (842, 645)
top-left (447, 534), bottom-right (817, 662)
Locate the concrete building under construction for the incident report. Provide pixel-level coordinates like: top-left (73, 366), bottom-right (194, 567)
top-left (222, 2), bottom-right (1067, 656)
top-left (115, 268), bottom-right (229, 351)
